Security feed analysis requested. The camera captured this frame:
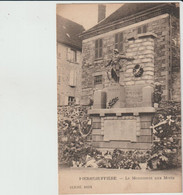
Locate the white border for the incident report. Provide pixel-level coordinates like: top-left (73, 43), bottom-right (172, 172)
top-left (0, 1), bottom-right (181, 195)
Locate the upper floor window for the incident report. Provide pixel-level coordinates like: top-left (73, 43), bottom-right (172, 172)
top-left (94, 75), bottom-right (102, 85)
top-left (95, 39), bottom-right (103, 59)
top-left (67, 48), bottom-right (77, 63)
top-left (115, 32), bottom-right (124, 53)
top-left (137, 25), bottom-right (147, 34)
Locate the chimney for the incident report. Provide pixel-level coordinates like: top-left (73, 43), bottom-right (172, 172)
top-left (98, 4), bottom-right (106, 23)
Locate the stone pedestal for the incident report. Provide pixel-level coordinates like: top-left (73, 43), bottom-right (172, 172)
top-left (93, 85), bottom-right (153, 109)
top-left (125, 85), bottom-right (143, 107)
top-left (88, 107), bottom-right (155, 150)
top-left (105, 85), bottom-right (125, 108)
top-left (93, 90), bottom-right (106, 109)
top-left (142, 86), bottom-right (153, 107)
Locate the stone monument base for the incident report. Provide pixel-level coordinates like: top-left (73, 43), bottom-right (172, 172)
top-left (88, 107), bottom-right (155, 151)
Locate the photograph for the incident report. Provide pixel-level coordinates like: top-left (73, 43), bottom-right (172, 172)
top-left (57, 2), bottom-right (181, 194)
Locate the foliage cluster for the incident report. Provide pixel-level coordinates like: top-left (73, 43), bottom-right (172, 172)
top-left (147, 101), bottom-right (181, 169)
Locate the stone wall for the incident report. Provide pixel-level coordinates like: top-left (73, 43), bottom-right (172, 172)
top-left (82, 15), bottom-right (178, 104)
top-left (124, 34), bottom-right (155, 86)
top-left (57, 43), bottom-right (82, 106)
top-left (170, 15), bottom-right (180, 101)
top-left (149, 16), bottom-right (171, 100)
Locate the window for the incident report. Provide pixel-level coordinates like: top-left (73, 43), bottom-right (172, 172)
top-left (67, 48), bottom-right (77, 63)
top-left (115, 32), bottom-right (124, 52)
top-left (68, 96), bottom-right (75, 105)
top-left (95, 39), bottom-right (103, 59)
top-left (94, 75), bottom-right (102, 85)
top-left (137, 25), bottom-right (147, 34)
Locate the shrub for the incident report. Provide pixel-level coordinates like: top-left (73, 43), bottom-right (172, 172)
top-left (147, 101), bottom-right (181, 170)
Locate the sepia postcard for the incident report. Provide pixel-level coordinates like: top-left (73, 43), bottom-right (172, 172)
top-left (57, 2), bottom-right (182, 194)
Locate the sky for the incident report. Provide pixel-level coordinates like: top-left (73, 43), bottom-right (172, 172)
top-left (57, 3), bottom-right (123, 30)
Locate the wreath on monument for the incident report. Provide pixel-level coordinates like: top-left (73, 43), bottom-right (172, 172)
top-left (78, 118), bottom-right (92, 137)
top-left (133, 64), bottom-right (144, 77)
top-left (107, 97), bottom-right (119, 108)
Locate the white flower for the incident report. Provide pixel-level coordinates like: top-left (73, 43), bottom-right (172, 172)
top-left (166, 115), bottom-right (174, 125)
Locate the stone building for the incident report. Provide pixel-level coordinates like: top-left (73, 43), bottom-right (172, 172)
top-left (57, 15), bottom-right (85, 106)
top-left (80, 3), bottom-right (180, 151)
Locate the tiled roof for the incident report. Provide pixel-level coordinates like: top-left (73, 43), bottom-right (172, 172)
top-left (57, 15), bottom-right (85, 50)
top-left (96, 3), bottom-right (166, 26)
top-left (82, 3), bottom-right (178, 38)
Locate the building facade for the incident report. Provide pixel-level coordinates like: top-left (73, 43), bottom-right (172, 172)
top-left (80, 3), bottom-right (180, 150)
top-left (57, 15), bottom-right (84, 106)
top-left (81, 3), bottom-right (180, 104)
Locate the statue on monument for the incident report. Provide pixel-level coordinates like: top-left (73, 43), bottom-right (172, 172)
top-left (106, 49), bottom-right (134, 83)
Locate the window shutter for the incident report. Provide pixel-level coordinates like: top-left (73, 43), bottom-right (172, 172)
top-left (95, 39), bottom-right (103, 59)
top-left (99, 39), bottom-right (103, 58)
top-left (143, 25), bottom-right (147, 33)
top-left (100, 39), bottom-right (103, 47)
top-left (115, 33), bottom-right (118, 43)
top-left (95, 40), bottom-right (98, 58)
top-left (69, 70), bottom-right (76, 87)
top-left (115, 34), bottom-right (118, 49)
top-left (76, 51), bottom-right (80, 63)
top-left (138, 27), bottom-right (141, 34)
top-left (119, 32), bottom-right (123, 42)
top-left (119, 32), bottom-right (123, 52)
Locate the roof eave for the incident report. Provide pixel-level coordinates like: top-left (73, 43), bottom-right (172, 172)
top-left (57, 40), bottom-right (82, 51)
top-left (80, 3), bottom-right (177, 40)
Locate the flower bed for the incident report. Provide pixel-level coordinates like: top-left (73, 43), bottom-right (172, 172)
top-left (71, 149), bottom-right (150, 169)
top-left (58, 102), bottom-right (181, 170)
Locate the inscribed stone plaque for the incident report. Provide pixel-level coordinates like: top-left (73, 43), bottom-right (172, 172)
top-left (125, 85), bottom-right (143, 107)
top-left (104, 119), bottom-right (137, 142)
